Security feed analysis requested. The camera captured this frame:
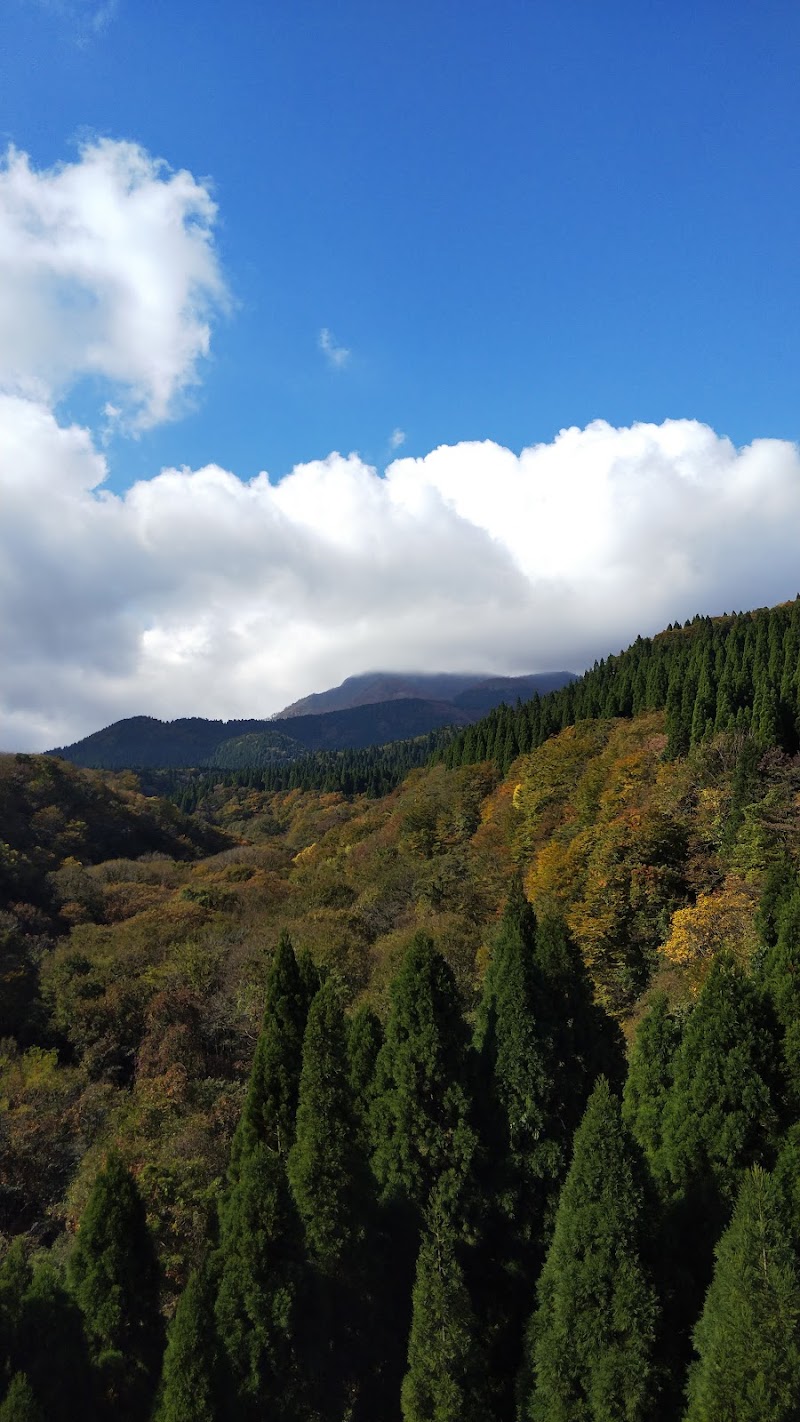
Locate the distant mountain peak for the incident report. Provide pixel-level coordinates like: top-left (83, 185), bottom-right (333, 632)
top-left (274, 670), bottom-right (575, 719)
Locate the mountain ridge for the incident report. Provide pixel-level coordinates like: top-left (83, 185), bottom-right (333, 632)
top-left (48, 671), bottom-right (577, 770)
top-left (274, 670), bottom-right (574, 718)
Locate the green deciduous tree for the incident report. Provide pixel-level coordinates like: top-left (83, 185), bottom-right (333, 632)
top-left (686, 1167), bottom-right (800, 1422)
top-left (522, 1078), bottom-right (660, 1422)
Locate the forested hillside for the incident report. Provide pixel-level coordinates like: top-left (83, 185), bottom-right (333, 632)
top-left (3, 602), bottom-right (800, 1419)
top-left (442, 598), bottom-right (800, 772)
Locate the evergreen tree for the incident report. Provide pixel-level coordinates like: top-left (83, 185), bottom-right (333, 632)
top-left (228, 931), bottom-right (311, 1176)
top-left (371, 933), bottom-right (476, 1221)
top-left (0, 1243), bottom-right (30, 1397)
top-left (400, 1182), bottom-right (488, 1422)
top-left (67, 1152), bottom-right (163, 1421)
top-left (659, 955), bottom-right (780, 1211)
top-left (0, 1376), bottom-right (43, 1422)
top-left (522, 1078), bottom-right (660, 1422)
top-left (761, 886), bottom-right (800, 1110)
top-left (154, 1259), bottom-right (221, 1422)
top-left (622, 992), bottom-right (683, 1172)
top-left (685, 1167), bottom-right (800, 1422)
top-left (215, 1142), bottom-right (306, 1422)
top-left (477, 886), bottom-right (624, 1242)
top-left (474, 889), bottom-right (625, 1420)
top-left (289, 980), bottom-right (371, 1273)
top-left (347, 1003), bottom-right (383, 1147)
top-left (288, 980), bottom-right (378, 1421)
top-left (474, 878), bottom-right (554, 1238)
top-left (14, 1263), bottom-right (93, 1422)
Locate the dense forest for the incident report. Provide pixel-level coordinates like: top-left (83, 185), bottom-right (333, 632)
top-left (3, 601), bottom-right (800, 1418)
top-left (441, 598), bottom-right (800, 773)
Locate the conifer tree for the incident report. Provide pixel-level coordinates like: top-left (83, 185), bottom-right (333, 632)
top-left (154, 1259), bottom-right (220, 1422)
top-left (761, 886), bottom-right (800, 1110)
top-left (67, 1152), bottom-right (162, 1421)
top-left (622, 992), bottom-right (683, 1172)
top-left (289, 980), bottom-right (370, 1273)
top-left (659, 955), bottom-right (780, 1210)
top-left (0, 1242), bottom-right (30, 1396)
top-left (685, 1167), bottom-right (800, 1422)
top-left (400, 1182), bottom-right (488, 1422)
top-left (522, 1078), bottom-right (659, 1422)
top-left (477, 885), bottom-right (624, 1241)
top-left (347, 1003), bottom-right (383, 1147)
top-left (14, 1263), bottom-right (93, 1422)
top-left (215, 1142), bottom-right (306, 1422)
top-left (0, 1375), bottom-right (43, 1422)
top-left (474, 888), bottom-right (625, 1419)
top-left (474, 877), bottom-right (553, 1237)
top-left (371, 933), bottom-right (476, 1220)
top-left (228, 930), bottom-right (312, 1177)
top-left (289, 982), bottom-right (382, 1420)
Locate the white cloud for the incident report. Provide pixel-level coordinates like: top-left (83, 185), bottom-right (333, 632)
top-left (318, 327), bottom-right (350, 369)
top-left (2, 138), bottom-right (800, 752)
top-left (389, 427), bottom-right (406, 450)
top-left (3, 406), bottom-right (800, 750)
top-left (0, 139), bottom-right (226, 427)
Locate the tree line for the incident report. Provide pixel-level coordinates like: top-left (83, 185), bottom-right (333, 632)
top-left (156, 729), bottom-right (456, 811)
top-left (3, 867), bottom-right (800, 1420)
top-left (441, 599), bottom-right (800, 774)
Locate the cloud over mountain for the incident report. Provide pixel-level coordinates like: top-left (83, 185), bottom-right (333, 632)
top-left (1, 140), bottom-right (800, 751)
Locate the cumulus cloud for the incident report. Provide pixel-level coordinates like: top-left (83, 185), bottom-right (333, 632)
top-left (0, 139), bottom-right (226, 427)
top-left (3, 407), bottom-right (800, 750)
top-left (2, 138), bottom-right (800, 751)
top-left (318, 327), bottom-right (350, 369)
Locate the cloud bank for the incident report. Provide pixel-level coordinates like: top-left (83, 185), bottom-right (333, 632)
top-left (5, 407), bottom-right (800, 750)
top-left (2, 139), bottom-right (800, 751)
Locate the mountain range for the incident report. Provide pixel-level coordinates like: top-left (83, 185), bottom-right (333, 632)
top-left (49, 670), bottom-right (576, 770)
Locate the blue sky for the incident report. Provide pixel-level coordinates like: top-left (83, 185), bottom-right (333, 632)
top-left (4, 0), bottom-right (799, 486)
top-left (3, 0), bottom-right (800, 747)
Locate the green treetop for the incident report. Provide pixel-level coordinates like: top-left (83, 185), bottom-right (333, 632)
top-left (400, 1181), bottom-right (488, 1422)
top-left (371, 933), bottom-right (476, 1221)
top-left (67, 1152), bottom-right (162, 1421)
top-left (153, 1258), bottom-right (221, 1422)
top-left (685, 1167), bottom-right (800, 1422)
top-left (347, 1003), bottom-right (383, 1149)
top-left (522, 1078), bottom-right (660, 1422)
top-left (623, 992), bottom-right (684, 1174)
top-left (760, 886), bottom-right (800, 1111)
top-left (659, 955), bottom-right (780, 1210)
top-left (228, 930), bottom-right (314, 1176)
top-left (288, 979), bottom-right (371, 1274)
top-left (0, 1375), bottom-right (43, 1422)
top-left (215, 1142), bottom-right (306, 1422)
